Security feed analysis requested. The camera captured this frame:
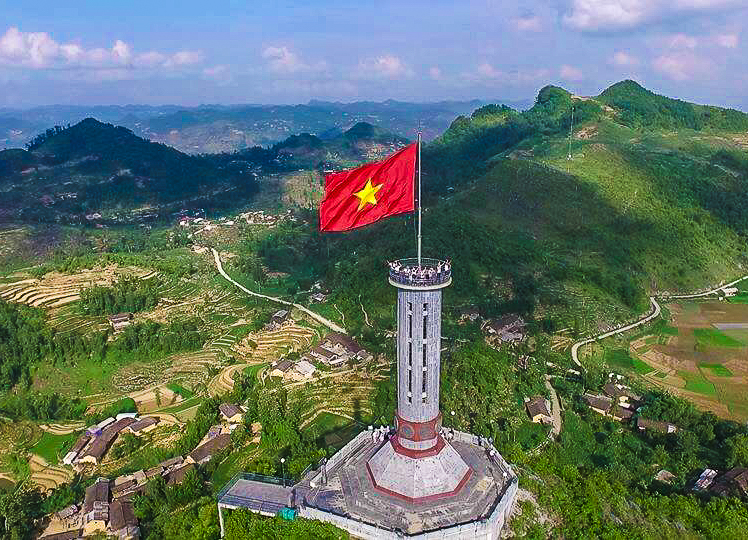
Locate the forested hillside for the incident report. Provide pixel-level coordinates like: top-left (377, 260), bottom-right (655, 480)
top-left (253, 81), bottom-right (748, 338)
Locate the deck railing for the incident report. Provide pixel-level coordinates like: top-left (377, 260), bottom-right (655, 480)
top-left (388, 258), bottom-right (451, 287)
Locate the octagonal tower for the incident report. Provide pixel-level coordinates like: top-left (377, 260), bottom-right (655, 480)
top-left (366, 258), bottom-right (471, 502)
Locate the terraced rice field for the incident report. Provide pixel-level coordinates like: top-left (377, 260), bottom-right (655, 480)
top-left (637, 301), bottom-right (748, 421)
top-left (29, 454), bottom-right (73, 491)
top-left (0, 266), bottom-right (155, 309)
top-left (235, 323), bottom-right (318, 361)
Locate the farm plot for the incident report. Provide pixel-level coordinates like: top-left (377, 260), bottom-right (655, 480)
top-left (235, 323), bottom-right (318, 362)
top-left (0, 265), bottom-right (155, 309)
top-left (29, 454), bottom-right (73, 491)
top-left (636, 300), bottom-right (748, 421)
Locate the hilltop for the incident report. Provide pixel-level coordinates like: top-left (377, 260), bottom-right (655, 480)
top-left (0, 99), bottom-right (514, 154)
top-left (0, 119), bottom-right (263, 224)
top-left (258, 81), bottom-right (748, 336)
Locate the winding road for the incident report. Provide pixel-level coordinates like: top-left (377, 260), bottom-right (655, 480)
top-left (211, 248), bottom-right (346, 334)
top-left (570, 273), bottom-right (748, 370)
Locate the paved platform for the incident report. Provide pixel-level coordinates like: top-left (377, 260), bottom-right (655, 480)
top-left (302, 434), bottom-right (511, 535)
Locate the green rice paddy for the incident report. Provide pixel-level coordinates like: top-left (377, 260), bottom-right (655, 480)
top-left (699, 363), bottom-right (734, 377)
top-left (693, 328), bottom-right (744, 347)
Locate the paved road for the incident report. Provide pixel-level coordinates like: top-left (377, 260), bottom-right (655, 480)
top-left (211, 248), bottom-right (346, 334)
top-left (569, 272), bottom-right (748, 370)
top-left (667, 274), bottom-right (748, 299)
top-left (570, 296), bottom-right (661, 370)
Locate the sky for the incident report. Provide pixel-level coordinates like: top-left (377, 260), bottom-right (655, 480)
top-left (1, 0), bottom-right (748, 110)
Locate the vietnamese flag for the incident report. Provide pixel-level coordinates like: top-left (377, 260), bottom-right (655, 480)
top-left (319, 143), bottom-right (417, 232)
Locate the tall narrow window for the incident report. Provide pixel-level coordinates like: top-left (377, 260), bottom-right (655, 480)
top-left (422, 343), bottom-right (428, 402)
top-left (408, 342), bottom-right (412, 367)
top-left (423, 314), bottom-right (428, 339)
top-left (408, 364), bottom-right (412, 404)
top-left (408, 314), bottom-right (412, 339)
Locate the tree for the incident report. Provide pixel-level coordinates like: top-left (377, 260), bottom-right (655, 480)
top-left (726, 434), bottom-right (748, 468)
top-left (0, 484), bottom-right (43, 540)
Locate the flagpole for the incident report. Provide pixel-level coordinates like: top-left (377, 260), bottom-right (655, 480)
top-left (417, 131), bottom-right (422, 268)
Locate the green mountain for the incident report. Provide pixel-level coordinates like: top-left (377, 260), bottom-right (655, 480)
top-left (271, 122), bottom-right (410, 169)
top-left (257, 81), bottom-right (748, 336)
top-left (0, 119), bottom-right (263, 224)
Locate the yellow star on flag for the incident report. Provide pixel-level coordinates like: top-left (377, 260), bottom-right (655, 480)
top-left (353, 179), bottom-right (383, 211)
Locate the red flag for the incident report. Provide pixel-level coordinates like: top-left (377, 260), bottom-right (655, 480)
top-left (319, 143), bottom-right (416, 232)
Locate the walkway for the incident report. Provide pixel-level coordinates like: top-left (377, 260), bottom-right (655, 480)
top-left (544, 376), bottom-right (561, 438)
top-left (211, 248), bottom-right (346, 334)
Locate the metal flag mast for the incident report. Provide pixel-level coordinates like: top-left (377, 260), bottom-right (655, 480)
top-left (417, 130), bottom-right (422, 268)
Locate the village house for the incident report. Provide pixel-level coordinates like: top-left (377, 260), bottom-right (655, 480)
top-left (694, 468), bottom-right (718, 491)
top-left (482, 314), bottom-right (527, 345)
top-left (271, 309), bottom-right (290, 325)
top-left (82, 478), bottom-right (110, 535)
top-left (309, 292), bottom-right (327, 303)
top-left (525, 396), bottom-right (552, 424)
top-left (108, 500), bottom-right (139, 539)
top-left (126, 416), bottom-right (159, 435)
top-left (269, 358), bottom-right (295, 378)
top-left (603, 383), bottom-right (642, 408)
top-left (292, 359), bottom-right (317, 380)
top-left (107, 313), bottom-right (133, 333)
top-left (636, 417), bottom-right (678, 434)
top-left (219, 403), bottom-right (244, 423)
top-left (302, 333), bottom-right (373, 369)
top-left (582, 393), bottom-right (614, 416)
top-left (187, 433), bottom-right (232, 465)
top-left (710, 467), bottom-right (748, 497)
top-left (63, 434), bottom-right (91, 465)
top-left (78, 417), bottom-right (136, 466)
top-left (166, 463), bottom-right (197, 486)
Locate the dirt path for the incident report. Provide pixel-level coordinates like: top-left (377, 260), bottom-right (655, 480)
top-left (39, 422), bottom-right (84, 435)
top-left (545, 376), bottom-right (561, 437)
top-left (212, 248), bottom-right (346, 333)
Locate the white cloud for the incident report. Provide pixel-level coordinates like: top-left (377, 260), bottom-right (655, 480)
top-left (202, 64), bottom-right (233, 85)
top-left (715, 33), bottom-right (739, 47)
top-left (261, 46), bottom-right (324, 74)
top-left (357, 55), bottom-right (410, 79)
top-left (0, 26), bottom-right (201, 72)
top-left (667, 33), bottom-right (698, 49)
top-left (429, 66), bottom-right (442, 79)
top-left (652, 51), bottom-right (710, 80)
top-left (472, 62), bottom-right (550, 84)
top-left (611, 51), bottom-right (640, 66)
top-left (560, 64), bottom-right (585, 80)
top-left (514, 15), bottom-right (542, 32)
top-left (561, 1), bottom-right (741, 32)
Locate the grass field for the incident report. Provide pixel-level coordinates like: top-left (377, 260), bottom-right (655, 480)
top-left (678, 371), bottom-right (718, 397)
top-left (605, 348), bottom-right (653, 374)
top-left (699, 363), bottom-right (734, 377)
top-left (693, 328), bottom-right (744, 347)
top-left (166, 382), bottom-right (194, 399)
top-left (29, 431), bottom-right (76, 465)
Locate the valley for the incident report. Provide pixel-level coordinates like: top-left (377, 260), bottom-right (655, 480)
top-left (2, 80), bottom-right (748, 538)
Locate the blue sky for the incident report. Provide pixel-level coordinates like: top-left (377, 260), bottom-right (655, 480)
top-left (1, 0), bottom-right (747, 109)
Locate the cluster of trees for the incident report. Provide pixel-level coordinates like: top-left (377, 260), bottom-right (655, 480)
top-left (109, 319), bottom-right (206, 361)
top-left (0, 298), bottom-right (204, 421)
top-left (234, 374), bottom-right (325, 480)
top-left (599, 80), bottom-right (748, 131)
top-left (80, 276), bottom-right (160, 315)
